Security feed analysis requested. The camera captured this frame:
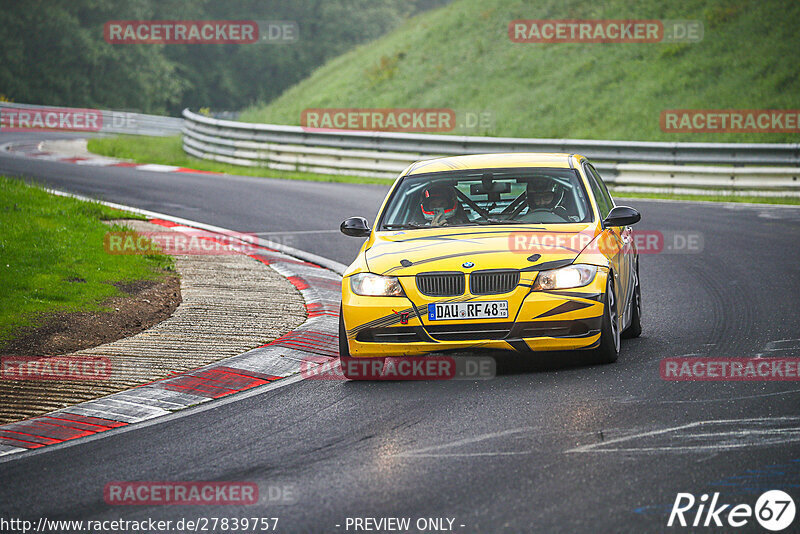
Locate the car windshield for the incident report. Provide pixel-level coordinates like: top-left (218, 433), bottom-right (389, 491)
top-left (380, 168), bottom-right (593, 229)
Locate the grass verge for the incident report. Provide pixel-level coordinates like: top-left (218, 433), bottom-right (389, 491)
top-left (87, 135), bottom-right (393, 185)
top-left (612, 190), bottom-right (800, 205)
top-left (0, 176), bottom-right (175, 344)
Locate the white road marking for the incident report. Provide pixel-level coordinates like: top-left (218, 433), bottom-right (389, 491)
top-left (756, 338), bottom-right (800, 357)
top-left (74, 157), bottom-right (122, 166)
top-left (393, 427), bottom-right (535, 457)
top-left (395, 451), bottom-right (533, 458)
top-left (650, 388), bottom-right (800, 404)
top-left (0, 447), bottom-right (28, 457)
top-left (135, 163), bottom-right (181, 172)
top-left (567, 417), bottom-right (800, 453)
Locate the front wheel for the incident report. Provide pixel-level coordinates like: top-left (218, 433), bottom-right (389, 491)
top-left (594, 275), bottom-right (620, 364)
top-left (339, 307), bottom-right (384, 380)
top-left (622, 262), bottom-right (642, 339)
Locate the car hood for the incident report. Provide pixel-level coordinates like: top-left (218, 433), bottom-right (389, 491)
top-left (365, 223), bottom-right (599, 276)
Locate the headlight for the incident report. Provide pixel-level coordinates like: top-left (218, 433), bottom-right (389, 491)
top-left (533, 264), bottom-right (597, 290)
top-left (350, 273), bottom-right (405, 297)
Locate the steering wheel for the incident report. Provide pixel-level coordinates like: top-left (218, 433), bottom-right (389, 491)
top-left (553, 205), bottom-right (570, 220)
top-left (530, 208), bottom-right (570, 222)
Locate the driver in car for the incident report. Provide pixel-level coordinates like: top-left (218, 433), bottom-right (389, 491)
top-left (417, 184), bottom-right (469, 226)
top-left (520, 176), bottom-right (570, 222)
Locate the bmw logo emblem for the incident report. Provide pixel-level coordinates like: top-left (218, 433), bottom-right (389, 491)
top-left (462, 261), bottom-right (475, 268)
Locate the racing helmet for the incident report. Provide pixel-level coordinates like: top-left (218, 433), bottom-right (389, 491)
top-left (420, 184), bottom-right (459, 220)
top-left (526, 176), bottom-right (560, 210)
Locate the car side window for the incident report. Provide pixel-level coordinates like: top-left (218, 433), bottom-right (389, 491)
top-left (589, 164), bottom-right (616, 211)
top-left (584, 164), bottom-right (612, 219)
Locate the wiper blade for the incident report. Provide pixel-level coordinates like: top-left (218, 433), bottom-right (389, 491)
top-left (382, 223), bottom-right (426, 229)
top-left (475, 218), bottom-right (524, 225)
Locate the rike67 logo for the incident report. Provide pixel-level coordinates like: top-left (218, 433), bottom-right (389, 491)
top-left (668, 490), bottom-right (795, 531)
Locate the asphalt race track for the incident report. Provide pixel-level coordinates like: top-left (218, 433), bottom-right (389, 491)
top-left (2, 132), bottom-right (800, 533)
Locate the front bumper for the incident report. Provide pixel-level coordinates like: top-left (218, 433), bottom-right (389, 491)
top-left (341, 269), bottom-right (608, 358)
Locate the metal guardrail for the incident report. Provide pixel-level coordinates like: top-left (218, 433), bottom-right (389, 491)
top-left (0, 102), bottom-right (182, 136)
top-left (3, 103), bottom-right (797, 194)
top-left (182, 109), bottom-right (800, 194)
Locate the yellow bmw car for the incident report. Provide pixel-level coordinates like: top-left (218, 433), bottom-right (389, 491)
top-left (338, 153), bottom-right (641, 379)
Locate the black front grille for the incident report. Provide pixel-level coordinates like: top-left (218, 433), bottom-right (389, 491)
top-left (470, 270), bottom-right (520, 295)
top-left (426, 322), bottom-right (513, 341)
top-left (416, 272), bottom-right (465, 297)
top-left (356, 327), bottom-right (422, 343)
top-left (511, 319), bottom-right (602, 339)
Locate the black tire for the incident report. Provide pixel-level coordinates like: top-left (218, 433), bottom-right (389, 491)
top-left (594, 275), bottom-right (620, 364)
top-left (339, 307), bottom-right (384, 380)
top-left (621, 262), bottom-right (642, 339)
top-left (338, 306), bottom-right (350, 358)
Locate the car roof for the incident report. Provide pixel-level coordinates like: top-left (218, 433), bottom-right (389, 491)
top-left (405, 153), bottom-right (583, 176)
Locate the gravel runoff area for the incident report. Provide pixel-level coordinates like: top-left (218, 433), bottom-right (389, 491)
top-left (0, 219), bottom-right (307, 424)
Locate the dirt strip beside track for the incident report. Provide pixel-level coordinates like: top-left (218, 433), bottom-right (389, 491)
top-left (0, 220), bottom-right (306, 424)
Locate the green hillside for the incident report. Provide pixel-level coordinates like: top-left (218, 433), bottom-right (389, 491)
top-left (240, 0), bottom-right (800, 142)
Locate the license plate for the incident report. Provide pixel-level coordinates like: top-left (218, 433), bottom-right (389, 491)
top-left (427, 301), bottom-right (508, 321)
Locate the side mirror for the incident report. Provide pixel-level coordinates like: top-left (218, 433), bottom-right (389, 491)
top-left (340, 216), bottom-right (371, 237)
top-left (603, 206), bottom-right (641, 228)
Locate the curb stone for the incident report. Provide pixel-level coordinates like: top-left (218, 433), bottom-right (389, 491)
top-left (0, 210), bottom-right (343, 458)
